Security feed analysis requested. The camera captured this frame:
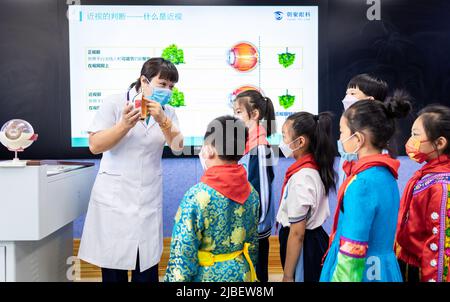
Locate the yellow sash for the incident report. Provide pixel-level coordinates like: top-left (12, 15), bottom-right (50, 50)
top-left (198, 242), bottom-right (258, 282)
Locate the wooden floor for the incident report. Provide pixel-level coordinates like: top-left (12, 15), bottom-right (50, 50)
top-left (73, 237), bottom-right (283, 281)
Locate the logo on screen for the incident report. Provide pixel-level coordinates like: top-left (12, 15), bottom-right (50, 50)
top-left (274, 11), bottom-right (284, 21)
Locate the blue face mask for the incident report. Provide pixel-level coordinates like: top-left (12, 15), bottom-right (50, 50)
top-left (149, 87), bottom-right (172, 106)
top-left (142, 76), bottom-right (173, 106)
top-left (337, 133), bottom-right (359, 162)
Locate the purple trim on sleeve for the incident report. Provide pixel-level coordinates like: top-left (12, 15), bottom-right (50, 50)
top-left (340, 236), bottom-right (368, 246)
top-left (438, 184), bottom-right (448, 282)
top-left (413, 173), bottom-right (450, 195)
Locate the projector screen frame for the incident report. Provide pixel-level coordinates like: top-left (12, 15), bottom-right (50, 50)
top-left (62, 0), bottom-right (329, 159)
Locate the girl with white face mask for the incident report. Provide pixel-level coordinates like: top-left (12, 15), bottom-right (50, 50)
top-left (337, 74), bottom-right (391, 190)
top-left (276, 111), bottom-right (336, 282)
top-left (232, 89), bottom-right (276, 282)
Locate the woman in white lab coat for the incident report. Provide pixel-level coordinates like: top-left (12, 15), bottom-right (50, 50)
top-left (78, 58), bottom-right (184, 282)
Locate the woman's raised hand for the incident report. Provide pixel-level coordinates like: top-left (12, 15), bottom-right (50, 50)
top-left (120, 103), bottom-right (141, 130)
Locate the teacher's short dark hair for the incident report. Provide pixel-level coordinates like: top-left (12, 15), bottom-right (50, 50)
top-left (129, 57), bottom-right (179, 92)
top-left (204, 115), bottom-right (249, 162)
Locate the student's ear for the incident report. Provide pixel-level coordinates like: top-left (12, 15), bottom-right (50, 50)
top-left (250, 109), bottom-right (260, 121)
top-left (367, 96), bottom-right (375, 101)
top-left (140, 75), bottom-right (148, 86)
top-left (435, 136), bottom-right (448, 154)
top-left (300, 136), bottom-right (307, 148)
top-left (203, 145), bottom-right (216, 159)
top-left (294, 135), bottom-right (306, 149)
top-left (355, 132), bottom-right (365, 148)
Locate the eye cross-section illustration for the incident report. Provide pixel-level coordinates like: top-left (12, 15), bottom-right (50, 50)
top-left (227, 42), bottom-right (259, 72)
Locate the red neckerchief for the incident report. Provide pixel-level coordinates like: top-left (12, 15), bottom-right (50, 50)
top-left (322, 154), bottom-right (400, 264)
top-left (396, 154), bottom-right (450, 237)
top-left (201, 164), bottom-right (251, 205)
top-left (276, 153), bottom-right (318, 232)
top-left (279, 153), bottom-right (319, 208)
top-left (245, 124), bottom-right (269, 154)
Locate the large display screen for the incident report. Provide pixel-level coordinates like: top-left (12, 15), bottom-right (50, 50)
top-left (68, 5), bottom-right (318, 147)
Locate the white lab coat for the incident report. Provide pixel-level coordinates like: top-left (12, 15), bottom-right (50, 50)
top-left (78, 87), bottom-right (179, 272)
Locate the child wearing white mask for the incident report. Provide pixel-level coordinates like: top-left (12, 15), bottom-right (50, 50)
top-left (165, 116), bottom-right (260, 282)
top-left (337, 74), bottom-right (390, 190)
top-left (232, 90), bottom-right (277, 282)
top-left (341, 74), bottom-right (389, 110)
top-left (276, 111), bottom-right (336, 282)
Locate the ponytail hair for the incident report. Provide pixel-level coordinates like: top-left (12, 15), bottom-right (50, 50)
top-left (287, 111), bottom-right (337, 195)
top-left (235, 90), bottom-right (276, 137)
top-left (344, 89), bottom-right (413, 152)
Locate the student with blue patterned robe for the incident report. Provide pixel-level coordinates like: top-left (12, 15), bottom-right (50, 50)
top-left (164, 116), bottom-right (260, 282)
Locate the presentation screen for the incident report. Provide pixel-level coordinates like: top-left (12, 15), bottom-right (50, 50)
top-left (68, 5), bottom-right (318, 147)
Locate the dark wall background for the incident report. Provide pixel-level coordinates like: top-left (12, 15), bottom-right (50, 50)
top-left (0, 0), bottom-right (71, 159)
top-left (0, 0), bottom-right (449, 160)
top-left (323, 0), bottom-right (450, 155)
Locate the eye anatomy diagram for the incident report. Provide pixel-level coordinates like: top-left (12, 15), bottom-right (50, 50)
top-left (228, 85), bottom-right (262, 107)
top-left (227, 42), bottom-right (259, 72)
top-left (232, 85), bottom-right (261, 96)
top-left (229, 85), bottom-right (262, 104)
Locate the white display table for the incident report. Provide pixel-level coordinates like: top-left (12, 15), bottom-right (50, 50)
top-left (0, 161), bottom-right (96, 281)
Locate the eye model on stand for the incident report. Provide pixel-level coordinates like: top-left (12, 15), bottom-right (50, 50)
top-left (0, 119), bottom-right (38, 167)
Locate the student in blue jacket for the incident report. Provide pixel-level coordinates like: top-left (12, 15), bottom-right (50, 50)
top-left (233, 90), bottom-right (276, 282)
